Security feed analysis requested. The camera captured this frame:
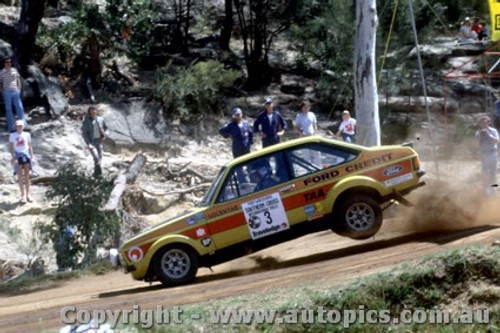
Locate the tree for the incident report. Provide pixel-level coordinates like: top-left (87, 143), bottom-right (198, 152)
top-left (14, 0), bottom-right (47, 71)
top-left (354, 0), bottom-right (380, 146)
top-left (220, 0), bottom-right (233, 50)
top-left (233, 0), bottom-right (293, 89)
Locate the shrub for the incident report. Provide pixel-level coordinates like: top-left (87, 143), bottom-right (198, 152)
top-left (35, 162), bottom-right (119, 270)
top-left (156, 60), bottom-right (241, 118)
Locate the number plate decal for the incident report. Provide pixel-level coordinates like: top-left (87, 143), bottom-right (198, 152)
top-left (242, 192), bottom-right (290, 240)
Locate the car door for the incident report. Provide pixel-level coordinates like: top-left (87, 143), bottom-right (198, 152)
top-left (282, 143), bottom-right (359, 225)
top-left (206, 151), bottom-right (293, 249)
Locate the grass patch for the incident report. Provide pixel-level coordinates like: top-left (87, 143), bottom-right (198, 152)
top-left (131, 245), bottom-right (499, 333)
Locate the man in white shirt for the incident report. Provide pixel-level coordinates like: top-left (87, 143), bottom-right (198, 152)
top-left (294, 101), bottom-right (317, 137)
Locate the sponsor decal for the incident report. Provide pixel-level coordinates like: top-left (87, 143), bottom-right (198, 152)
top-left (206, 205), bottom-right (239, 219)
top-left (187, 212), bottom-right (206, 225)
top-left (201, 237), bottom-right (212, 247)
top-left (303, 188), bottom-right (325, 202)
top-left (242, 192), bottom-right (290, 240)
top-left (304, 169), bottom-right (339, 186)
top-left (382, 165), bottom-right (403, 177)
top-left (127, 246), bottom-right (144, 262)
top-left (303, 153), bottom-right (394, 186)
top-left (344, 153), bottom-right (393, 173)
top-left (384, 172), bottom-right (413, 187)
top-left (304, 204), bottom-right (316, 215)
top-left (195, 227), bottom-right (208, 238)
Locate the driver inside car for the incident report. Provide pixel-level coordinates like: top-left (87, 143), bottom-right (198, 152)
top-left (249, 162), bottom-right (279, 192)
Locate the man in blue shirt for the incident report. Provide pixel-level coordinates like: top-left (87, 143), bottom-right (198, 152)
top-left (253, 98), bottom-right (287, 148)
top-left (219, 107), bottom-right (253, 158)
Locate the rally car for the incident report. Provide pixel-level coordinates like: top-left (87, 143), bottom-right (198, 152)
top-left (116, 136), bottom-right (425, 286)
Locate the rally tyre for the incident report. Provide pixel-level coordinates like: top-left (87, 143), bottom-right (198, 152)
top-left (154, 245), bottom-right (198, 286)
top-left (333, 194), bottom-right (382, 240)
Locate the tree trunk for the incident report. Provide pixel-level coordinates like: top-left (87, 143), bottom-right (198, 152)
top-left (14, 0), bottom-right (46, 71)
top-left (220, 0), bottom-right (233, 50)
top-left (354, 0), bottom-right (380, 146)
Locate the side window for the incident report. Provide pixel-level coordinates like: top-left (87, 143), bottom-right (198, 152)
top-left (216, 152), bottom-right (291, 203)
top-left (287, 144), bottom-right (358, 178)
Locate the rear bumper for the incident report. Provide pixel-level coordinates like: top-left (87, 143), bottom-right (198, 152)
top-left (386, 180), bottom-right (426, 207)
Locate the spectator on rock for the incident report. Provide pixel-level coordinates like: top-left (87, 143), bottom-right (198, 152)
top-left (81, 106), bottom-right (108, 177)
top-left (9, 119), bottom-right (35, 203)
top-left (459, 17), bottom-right (478, 41)
top-left (253, 98), bottom-right (287, 148)
top-left (0, 58), bottom-right (27, 132)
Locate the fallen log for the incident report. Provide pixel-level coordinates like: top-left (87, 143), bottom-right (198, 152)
top-left (101, 153), bottom-right (147, 212)
top-left (31, 176), bottom-right (57, 185)
top-left (139, 183), bottom-right (211, 196)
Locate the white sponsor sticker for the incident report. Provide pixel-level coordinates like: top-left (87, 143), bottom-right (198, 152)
top-left (242, 192), bottom-right (290, 240)
top-left (384, 172), bottom-right (413, 187)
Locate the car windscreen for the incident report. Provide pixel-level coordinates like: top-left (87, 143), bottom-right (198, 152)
top-left (198, 166), bottom-right (226, 206)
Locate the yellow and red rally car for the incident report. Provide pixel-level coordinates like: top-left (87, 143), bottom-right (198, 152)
top-left (117, 136), bottom-right (425, 286)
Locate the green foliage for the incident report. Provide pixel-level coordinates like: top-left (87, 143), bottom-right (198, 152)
top-left (35, 162), bottom-right (119, 269)
top-left (289, 0), bottom-right (355, 109)
top-left (156, 60), bottom-right (240, 118)
top-left (36, 1), bottom-right (156, 67)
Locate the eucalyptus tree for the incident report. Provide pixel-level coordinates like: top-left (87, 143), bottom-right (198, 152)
top-left (355, 0), bottom-right (380, 146)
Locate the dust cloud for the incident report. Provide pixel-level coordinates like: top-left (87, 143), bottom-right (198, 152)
top-left (398, 159), bottom-right (499, 233)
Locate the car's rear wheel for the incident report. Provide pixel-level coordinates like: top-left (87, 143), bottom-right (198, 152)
top-left (332, 195), bottom-right (382, 240)
top-left (154, 245), bottom-right (198, 286)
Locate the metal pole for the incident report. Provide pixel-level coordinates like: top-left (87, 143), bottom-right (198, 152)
top-left (408, 0), bottom-right (440, 178)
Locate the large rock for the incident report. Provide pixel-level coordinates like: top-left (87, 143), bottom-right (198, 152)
top-left (101, 101), bottom-right (171, 148)
top-left (26, 66), bottom-right (68, 117)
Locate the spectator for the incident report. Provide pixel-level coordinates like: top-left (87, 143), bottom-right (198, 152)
top-left (253, 98), bottom-right (287, 148)
top-left (459, 17), bottom-right (478, 40)
top-left (471, 18), bottom-right (485, 40)
top-left (81, 106), bottom-right (109, 177)
top-left (294, 100), bottom-right (317, 137)
top-left (0, 58), bottom-right (27, 132)
top-left (475, 116), bottom-right (499, 196)
top-left (219, 107), bottom-right (253, 158)
top-left (55, 225), bottom-right (75, 272)
top-left (9, 119), bottom-right (35, 203)
top-left (336, 110), bottom-right (357, 143)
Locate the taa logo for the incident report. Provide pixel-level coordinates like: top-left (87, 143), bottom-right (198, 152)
top-left (303, 188), bottom-right (325, 202)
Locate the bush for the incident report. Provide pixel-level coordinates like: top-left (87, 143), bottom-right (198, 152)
top-left (35, 162), bottom-right (119, 270)
top-left (156, 60), bottom-right (241, 118)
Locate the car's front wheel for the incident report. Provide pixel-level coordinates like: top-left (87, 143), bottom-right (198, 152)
top-left (154, 245), bottom-right (198, 286)
top-left (332, 195), bottom-right (382, 240)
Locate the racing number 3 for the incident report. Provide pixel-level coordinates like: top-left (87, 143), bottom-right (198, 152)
top-left (264, 210), bottom-right (273, 224)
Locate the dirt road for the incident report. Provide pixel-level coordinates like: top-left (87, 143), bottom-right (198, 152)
top-left (1, 200), bottom-right (499, 332)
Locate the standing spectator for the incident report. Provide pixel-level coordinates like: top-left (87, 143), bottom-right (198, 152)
top-left (475, 116), bottom-right (499, 196)
top-left (219, 107), bottom-right (253, 158)
top-left (9, 120), bottom-right (35, 203)
top-left (294, 100), bottom-right (317, 137)
top-left (253, 98), bottom-right (287, 148)
top-left (81, 106), bottom-right (108, 177)
top-left (0, 58), bottom-right (26, 132)
top-left (336, 110), bottom-right (357, 143)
